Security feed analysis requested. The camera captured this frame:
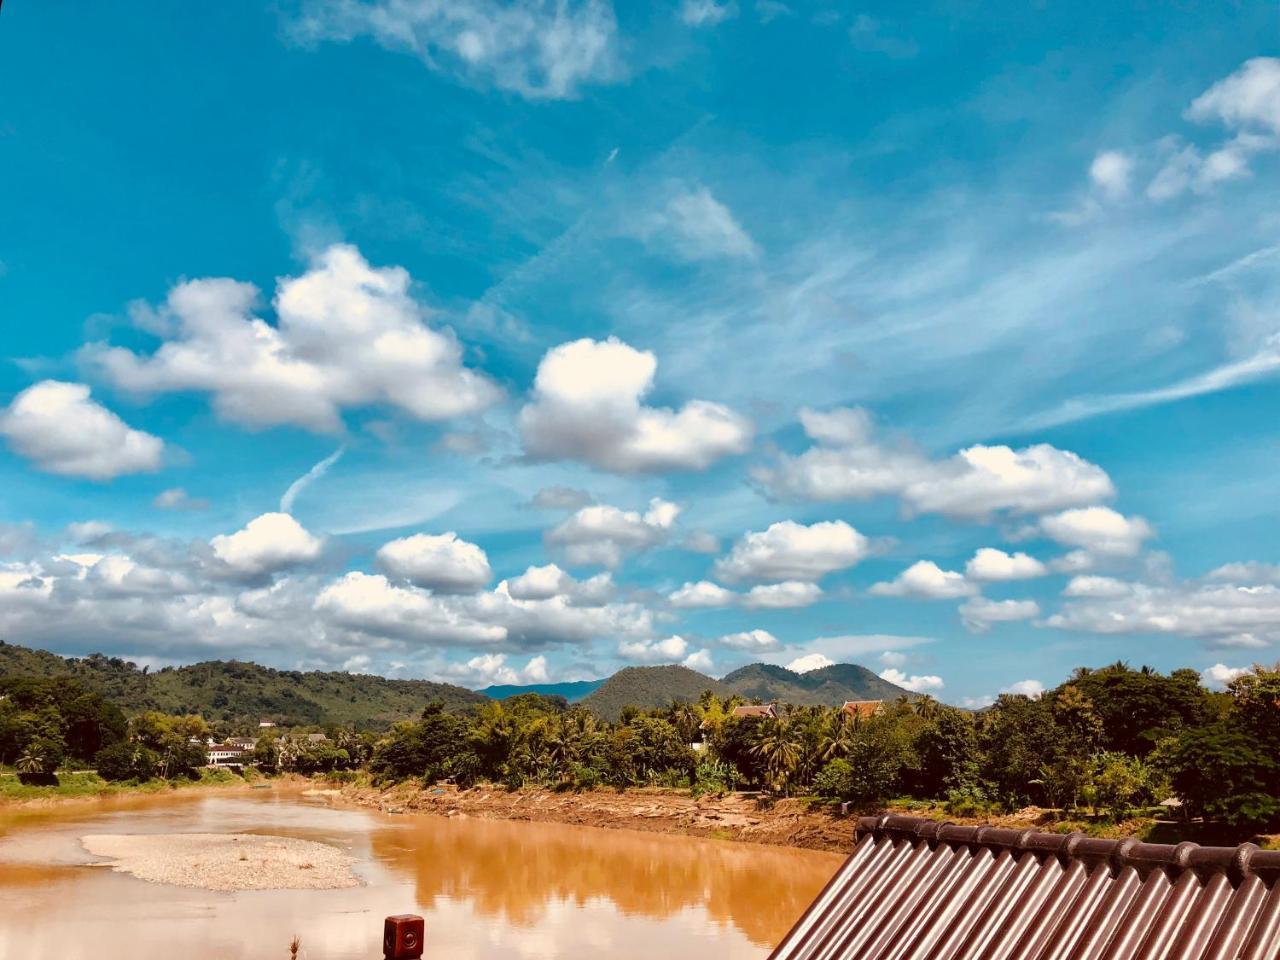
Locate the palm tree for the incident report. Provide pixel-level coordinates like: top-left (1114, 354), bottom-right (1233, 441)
top-left (751, 719), bottom-right (802, 796)
top-left (16, 746), bottom-right (47, 776)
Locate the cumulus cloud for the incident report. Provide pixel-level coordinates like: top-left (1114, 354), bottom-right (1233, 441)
top-left (1002, 679), bottom-right (1045, 698)
top-left (717, 628), bottom-right (780, 652)
top-left (376, 532), bottom-right (492, 592)
top-left (0, 381), bottom-right (164, 479)
top-left (742, 581), bottom-right (823, 608)
top-left (1062, 575), bottom-right (1132, 598)
top-left (1200, 663), bottom-right (1251, 690)
top-left (507, 563), bottom-right (573, 600)
top-left (682, 648), bottom-right (715, 672)
top-left (1047, 575), bottom-right (1280, 646)
top-left (645, 186), bottom-right (758, 261)
top-left (1089, 150), bottom-right (1134, 199)
top-left (960, 596), bottom-right (1040, 632)
top-left (519, 338), bottom-right (752, 473)
top-left (89, 245), bottom-right (500, 433)
top-left (668, 580), bottom-right (735, 609)
top-left (618, 634), bottom-right (688, 663)
top-left (715, 519), bottom-right (868, 583)
top-left (1187, 57), bottom-right (1280, 136)
top-left (546, 497), bottom-right (679, 568)
top-left (1039, 506), bottom-right (1153, 557)
top-left (755, 407), bottom-right (1114, 518)
top-left (316, 569), bottom-right (652, 650)
top-left (965, 548), bottom-right (1047, 582)
top-left (786, 652), bottom-right (834, 673)
top-left (879, 667), bottom-right (943, 693)
top-left (1207, 562), bottom-right (1280, 584)
top-left (870, 560), bottom-right (975, 599)
top-left (437, 653), bottom-right (553, 688)
top-left (210, 513), bottom-right (323, 576)
top-left (287, 0), bottom-right (619, 100)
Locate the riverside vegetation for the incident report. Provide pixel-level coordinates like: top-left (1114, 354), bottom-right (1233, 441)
top-left (3, 654), bottom-right (1279, 839)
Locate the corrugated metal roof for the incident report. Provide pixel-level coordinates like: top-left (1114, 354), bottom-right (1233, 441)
top-left (769, 814), bottom-right (1280, 960)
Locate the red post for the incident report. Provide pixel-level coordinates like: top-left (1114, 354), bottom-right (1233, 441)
top-left (384, 915), bottom-right (425, 960)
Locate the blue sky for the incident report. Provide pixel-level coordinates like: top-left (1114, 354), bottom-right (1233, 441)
top-left (1, 1), bottom-right (1278, 703)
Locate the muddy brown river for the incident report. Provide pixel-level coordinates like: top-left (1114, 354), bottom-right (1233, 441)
top-left (0, 789), bottom-right (843, 959)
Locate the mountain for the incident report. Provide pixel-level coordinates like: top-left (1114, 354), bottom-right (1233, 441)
top-left (579, 665), bottom-right (732, 721)
top-left (720, 662), bottom-right (914, 705)
top-left (479, 679), bottom-right (605, 702)
top-left (0, 641), bottom-right (487, 729)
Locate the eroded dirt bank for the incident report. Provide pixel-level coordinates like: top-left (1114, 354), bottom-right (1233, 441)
top-left (337, 782), bottom-right (859, 853)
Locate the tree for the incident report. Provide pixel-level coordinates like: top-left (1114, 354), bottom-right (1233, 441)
top-left (751, 719), bottom-right (802, 795)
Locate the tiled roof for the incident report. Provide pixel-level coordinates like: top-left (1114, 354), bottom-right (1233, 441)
top-left (769, 814), bottom-right (1280, 960)
top-left (732, 704), bottom-right (778, 718)
top-left (841, 700), bottom-right (883, 718)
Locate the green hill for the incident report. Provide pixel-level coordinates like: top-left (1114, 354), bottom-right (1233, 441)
top-left (720, 662), bottom-right (914, 705)
top-left (0, 641), bottom-right (487, 729)
top-left (479, 679), bottom-right (605, 702)
top-left (579, 665), bottom-right (732, 721)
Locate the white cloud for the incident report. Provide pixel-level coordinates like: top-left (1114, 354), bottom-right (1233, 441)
top-left (86, 555), bottom-right (192, 596)
top-left (755, 407), bottom-right (1114, 518)
top-left (879, 667), bottom-right (943, 693)
top-left (546, 497), bottom-right (678, 568)
top-left (1047, 576), bottom-right (1280, 646)
top-left (0, 381), bottom-right (164, 479)
top-left (870, 560), bottom-right (975, 599)
top-left (89, 245), bottom-right (500, 433)
top-left (959, 596), bottom-right (1040, 632)
top-left (1039, 506), bottom-right (1153, 557)
top-left (1002, 679), bottom-right (1045, 698)
top-left (153, 487), bottom-right (208, 511)
top-left (742, 580), bottom-right (823, 608)
top-left (648, 186), bottom-right (758, 261)
top-left (715, 519), bottom-right (868, 583)
top-left (211, 513), bottom-right (323, 576)
top-left (1089, 150), bottom-right (1134, 199)
top-left (1062, 575), bottom-right (1132, 598)
top-left (530, 486), bottom-right (593, 511)
top-left (288, 0), bottom-right (619, 100)
top-left (717, 629), bottom-right (780, 652)
top-left (618, 634), bottom-right (688, 663)
top-left (1207, 562), bottom-right (1280, 584)
top-left (668, 580), bottom-right (735, 608)
top-left (1201, 663), bottom-right (1250, 690)
top-left (280, 446), bottom-right (345, 513)
top-left (682, 530), bottom-right (721, 554)
top-left (680, 0), bottom-right (735, 27)
top-left (786, 652), bottom-right (834, 673)
top-left (1187, 57), bottom-right (1280, 136)
top-left (519, 338), bottom-right (752, 473)
top-left (965, 548), bottom-right (1047, 582)
top-left (682, 648), bottom-right (715, 672)
top-left (507, 563), bottom-right (573, 600)
top-left (376, 532), bottom-right (492, 592)
top-left (437, 653), bottom-right (554, 688)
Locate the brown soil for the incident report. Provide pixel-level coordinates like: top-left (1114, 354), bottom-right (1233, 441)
top-left (339, 782), bottom-right (860, 853)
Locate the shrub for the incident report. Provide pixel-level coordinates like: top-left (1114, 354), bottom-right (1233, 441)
top-left (814, 758), bottom-right (855, 800)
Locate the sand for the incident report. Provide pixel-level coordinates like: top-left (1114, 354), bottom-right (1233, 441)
top-left (80, 833), bottom-right (361, 891)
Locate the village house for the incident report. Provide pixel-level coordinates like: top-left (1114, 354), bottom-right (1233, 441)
top-left (731, 703), bottom-right (778, 720)
top-left (841, 700), bottom-right (883, 719)
top-left (205, 743), bottom-right (251, 767)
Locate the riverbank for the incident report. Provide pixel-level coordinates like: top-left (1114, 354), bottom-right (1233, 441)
top-left (338, 780), bottom-right (859, 852)
top-left (333, 780), bottom-right (1280, 854)
top-left (0, 767), bottom-right (299, 808)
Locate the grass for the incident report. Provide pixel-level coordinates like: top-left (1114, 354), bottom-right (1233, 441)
top-left (0, 765), bottom-right (262, 804)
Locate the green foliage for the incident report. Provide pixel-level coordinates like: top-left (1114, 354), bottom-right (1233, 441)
top-left (0, 640), bottom-right (486, 730)
top-left (94, 742), bottom-right (160, 782)
top-left (692, 757), bottom-right (738, 797)
top-left (0, 675), bottom-right (125, 767)
top-left (814, 758), bottom-right (855, 799)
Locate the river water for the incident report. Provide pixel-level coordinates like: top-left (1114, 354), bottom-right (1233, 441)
top-left (0, 789), bottom-right (843, 959)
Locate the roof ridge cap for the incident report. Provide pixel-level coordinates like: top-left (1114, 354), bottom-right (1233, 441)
top-left (855, 815), bottom-right (1280, 884)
